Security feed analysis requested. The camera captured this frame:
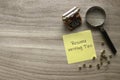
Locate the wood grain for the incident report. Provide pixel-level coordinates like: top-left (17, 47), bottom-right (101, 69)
top-left (0, 0), bottom-right (120, 80)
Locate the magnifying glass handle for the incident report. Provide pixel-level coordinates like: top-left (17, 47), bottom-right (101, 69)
top-left (100, 28), bottom-right (117, 55)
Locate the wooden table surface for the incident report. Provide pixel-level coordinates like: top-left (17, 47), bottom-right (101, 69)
top-left (0, 0), bottom-right (120, 80)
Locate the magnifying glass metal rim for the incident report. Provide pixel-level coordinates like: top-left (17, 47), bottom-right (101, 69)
top-left (85, 6), bottom-right (106, 28)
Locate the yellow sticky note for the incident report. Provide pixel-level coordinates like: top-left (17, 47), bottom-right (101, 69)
top-left (63, 30), bottom-right (96, 64)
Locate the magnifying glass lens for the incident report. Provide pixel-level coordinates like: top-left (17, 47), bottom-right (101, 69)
top-left (86, 8), bottom-right (105, 27)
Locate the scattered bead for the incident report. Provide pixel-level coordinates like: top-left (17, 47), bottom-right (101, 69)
top-left (107, 61), bottom-right (110, 64)
top-left (101, 42), bottom-right (105, 46)
top-left (92, 56), bottom-right (96, 61)
top-left (89, 64), bottom-right (92, 68)
top-left (102, 55), bottom-right (108, 60)
top-left (83, 64), bottom-right (86, 68)
top-left (109, 55), bottom-right (112, 59)
top-left (101, 50), bottom-right (105, 55)
top-left (96, 64), bottom-right (100, 70)
top-left (100, 54), bottom-right (107, 61)
top-left (79, 67), bottom-right (82, 70)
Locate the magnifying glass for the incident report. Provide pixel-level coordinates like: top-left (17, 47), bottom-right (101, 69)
top-left (86, 6), bottom-right (117, 55)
